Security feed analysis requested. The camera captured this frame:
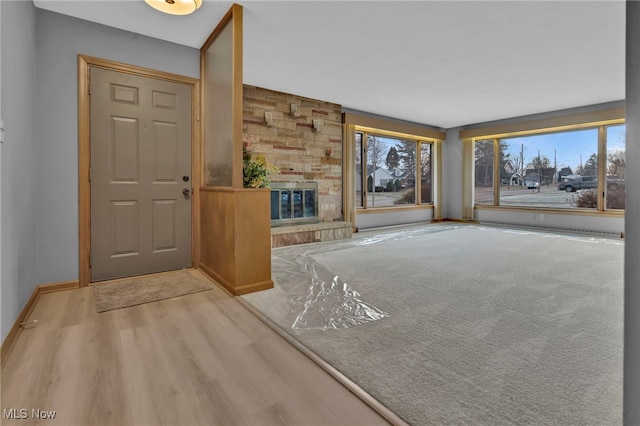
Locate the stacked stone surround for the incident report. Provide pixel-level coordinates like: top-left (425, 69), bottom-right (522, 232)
top-left (242, 85), bottom-right (343, 223)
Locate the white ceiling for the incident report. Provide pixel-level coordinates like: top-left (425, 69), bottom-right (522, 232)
top-left (33, 0), bottom-right (626, 129)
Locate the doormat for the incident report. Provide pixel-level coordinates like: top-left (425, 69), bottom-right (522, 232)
top-left (93, 269), bottom-right (214, 313)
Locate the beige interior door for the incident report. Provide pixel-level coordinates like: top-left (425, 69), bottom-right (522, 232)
top-left (90, 67), bottom-right (192, 282)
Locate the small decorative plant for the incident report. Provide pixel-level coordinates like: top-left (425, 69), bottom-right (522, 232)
top-left (243, 150), bottom-right (279, 188)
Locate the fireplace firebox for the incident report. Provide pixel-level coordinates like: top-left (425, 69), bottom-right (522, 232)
top-left (270, 182), bottom-right (319, 226)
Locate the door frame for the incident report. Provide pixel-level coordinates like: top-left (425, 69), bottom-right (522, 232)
top-left (77, 55), bottom-right (201, 287)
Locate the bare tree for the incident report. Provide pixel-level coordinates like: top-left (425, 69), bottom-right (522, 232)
top-left (527, 155), bottom-right (551, 169)
top-left (607, 150), bottom-right (626, 179)
top-left (367, 136), bottom-right (387, 169)
top-left (367, 136), bottom-right (387, 204)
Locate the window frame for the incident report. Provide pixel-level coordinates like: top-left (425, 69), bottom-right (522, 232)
top-left (355, 128), bottom-right (435, 211)
top-left (342, 112), bottom-right (445, 227)
top-left (465, 115), bottom-right (625, 216)
top-left (604, 123), bottom-right (627, 211)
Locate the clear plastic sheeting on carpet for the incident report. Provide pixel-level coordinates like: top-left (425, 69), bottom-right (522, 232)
top-left (356, 225), bottom-right (457, 246)
top-left (291, 255), bottom-right (388, 330)
top-left (252, 223), bottom-right (464, 331)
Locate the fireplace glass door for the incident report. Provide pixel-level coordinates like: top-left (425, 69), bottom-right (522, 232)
top-left (270, 182), bottom-right (318, 225)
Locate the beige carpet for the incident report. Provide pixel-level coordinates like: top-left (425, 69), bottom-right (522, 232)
top-left (93, 269), bottom-right (214, 313)
top-left (243, 224), bottom-right (623, 425)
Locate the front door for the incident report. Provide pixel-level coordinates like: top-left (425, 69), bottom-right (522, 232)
top-left (90, 67), bottom-right (192, 282)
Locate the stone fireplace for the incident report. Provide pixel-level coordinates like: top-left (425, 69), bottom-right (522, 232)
top-left (243, 84), bottom-right (352, 247)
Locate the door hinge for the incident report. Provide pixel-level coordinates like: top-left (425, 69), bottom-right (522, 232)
top-left (89, 252), bottom-right (92, 267)
top-left (89, 167), bottom-right (92, 182)
top-left (196, 115), bottom-right (200, 121)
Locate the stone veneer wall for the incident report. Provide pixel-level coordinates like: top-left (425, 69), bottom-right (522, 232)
top-left (242, 85), bottom-right (343, 222)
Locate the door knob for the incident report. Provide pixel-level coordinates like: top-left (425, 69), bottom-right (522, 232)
top-left (182, 188), bottom-right (191, 199)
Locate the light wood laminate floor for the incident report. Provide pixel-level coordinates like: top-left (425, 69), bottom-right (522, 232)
top-left (1, 279), bottom-right (390, 426)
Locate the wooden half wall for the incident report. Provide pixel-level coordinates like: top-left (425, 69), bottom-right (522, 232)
top-left (199, 188), bottom-right (273, 295)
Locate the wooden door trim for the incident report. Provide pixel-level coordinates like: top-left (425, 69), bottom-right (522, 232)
top-left (78, 55), bottom-right (201, 287)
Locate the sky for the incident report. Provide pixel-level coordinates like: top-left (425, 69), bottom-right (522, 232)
top-left (503, 124), bottom-right (626, 173)
top-left (362, 124), bottom-right (627, 174)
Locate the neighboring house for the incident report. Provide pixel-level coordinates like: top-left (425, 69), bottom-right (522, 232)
top-left (558, 166), bottom-right (574, 180)
top-left (510, 172), bottom-right (524, 186)
top-left (375, 167), bottom-right (396, 187)
top-left (525, 167), bottom-right (557, 185)
top-left (356, 166), bottom-right (413, 192)
top-left (368, 167), bottom-right (396, 191)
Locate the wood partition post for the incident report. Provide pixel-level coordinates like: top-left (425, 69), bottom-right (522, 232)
top-left (199, 4), bottom-right (273, 295)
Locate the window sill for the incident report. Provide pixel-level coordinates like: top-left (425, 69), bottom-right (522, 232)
top-left (474, 204), bottom-right (624, 218)
top-left (357, 204), bottom-right (434, 214)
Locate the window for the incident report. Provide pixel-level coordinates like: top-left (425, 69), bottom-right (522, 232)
top-left (355, 132), bottom-right (364, 208)
top-left (606, 124), bottom-right (626, 210)
top-left (355, 133), bottom-right (432, 209)
top-left (499, 128), bottom-right (598, 209)
top-left (420, 143), bottom-right (433, 204)
top-left (472, 122), bottom-right (624, 211)
top-left (344, 112), bottom-right (444, 223)
top-left (474, 140), bottom-right (495, 205)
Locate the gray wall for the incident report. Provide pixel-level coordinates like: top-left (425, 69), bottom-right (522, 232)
top-left (461, 100), bottom-right (624, 132)
top-left (475, 209), bottom-right (624, 235)
top-left (356, 209), bottom-right (433, 230)
top-left (624, 1), bottom-right (640, 424)
top-left (34, 9), bottom-right (200, 285)
top-left (442, 128), bottom-right (463, 220)
top-left (1, 0), bottom-right (37, 342)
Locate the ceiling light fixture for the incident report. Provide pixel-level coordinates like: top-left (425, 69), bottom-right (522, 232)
top-left (145, 0), bottom-right (202, 15)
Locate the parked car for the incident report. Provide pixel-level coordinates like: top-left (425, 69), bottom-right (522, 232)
top-left (524, 180), bottom-right (539, 189)
top-left (557, 175), bottom-right (597, 192)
